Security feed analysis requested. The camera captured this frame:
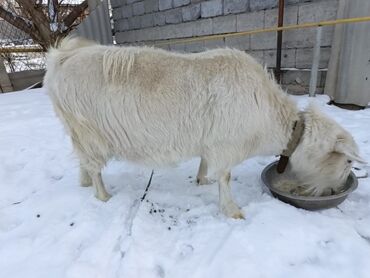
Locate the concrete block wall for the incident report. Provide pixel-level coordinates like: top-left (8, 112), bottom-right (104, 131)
top-left (112, 0), bottom-right (339, 93)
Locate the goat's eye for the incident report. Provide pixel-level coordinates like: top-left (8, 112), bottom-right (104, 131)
top-left (347, 160), bottom-right (352, 163)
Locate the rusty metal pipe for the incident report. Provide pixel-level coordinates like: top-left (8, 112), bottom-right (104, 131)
top-left (275, 0), bottom-right (285, 84)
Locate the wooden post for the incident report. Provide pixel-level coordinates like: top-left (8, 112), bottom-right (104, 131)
top-left (309, 26), bottom-right (323, 97)
top-left (0, 57), bottom-right (13, 93)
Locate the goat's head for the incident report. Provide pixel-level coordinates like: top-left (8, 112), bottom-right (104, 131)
top-left (289, 105), bottom-right (365, 196)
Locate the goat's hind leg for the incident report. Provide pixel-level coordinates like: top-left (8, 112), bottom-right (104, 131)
top-left (71, 138), bottom-right (111, 201)
top-left (80, 163), bottom-right (92, 187)
top-left (218, 171), bottom-right (244, 219)
top-left (90, 170), bottom-right (111, 202)
top-left (83, 156), bottom-right (111, 201)
top-left (71, 138), bottom-right (92, 187)
top-left (80, 158), bottom-right (111, 201)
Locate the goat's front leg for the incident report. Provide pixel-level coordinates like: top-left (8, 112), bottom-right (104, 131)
top-left (197, 157), bottom-right (211, 185)
top-left (218, 171), bottom-right (244, 219)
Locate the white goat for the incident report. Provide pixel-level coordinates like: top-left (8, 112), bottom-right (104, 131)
top-left (44, 37), bottom-right (364, 218)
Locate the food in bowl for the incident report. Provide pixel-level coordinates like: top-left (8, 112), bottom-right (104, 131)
top-left (273, 178), bottom-right (347, 197)
top-left (261, 161), bottom-right (358, 210)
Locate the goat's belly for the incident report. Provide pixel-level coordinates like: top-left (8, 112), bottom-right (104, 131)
top-left (114, 140), bottom-right (199, 167)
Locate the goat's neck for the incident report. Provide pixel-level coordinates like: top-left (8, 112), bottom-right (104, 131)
top-left (274, 99), bottom-right (302, 157)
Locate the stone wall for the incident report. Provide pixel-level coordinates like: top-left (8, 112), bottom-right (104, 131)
top-left (111, 0), bottom-right (339, 93)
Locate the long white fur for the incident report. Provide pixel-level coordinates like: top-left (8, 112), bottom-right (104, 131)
top-left (44, 37), bottom-right (364, 218)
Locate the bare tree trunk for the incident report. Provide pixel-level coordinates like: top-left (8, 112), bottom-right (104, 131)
top-left (0, 5), bottom-right (43, 43)
top-left (0, 0), bottom-right (89, 49)
top-left (15, 0), bottom-right (56, 49)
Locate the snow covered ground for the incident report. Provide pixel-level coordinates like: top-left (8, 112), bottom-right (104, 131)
top-left (1, 88), bottom-right (369, 278)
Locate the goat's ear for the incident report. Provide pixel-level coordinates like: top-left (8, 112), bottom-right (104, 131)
top-left (334, 139), bottom-right (367, 164)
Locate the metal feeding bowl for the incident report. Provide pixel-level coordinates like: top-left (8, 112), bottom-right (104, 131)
top-left (261, 161), bottom-right (358, 210)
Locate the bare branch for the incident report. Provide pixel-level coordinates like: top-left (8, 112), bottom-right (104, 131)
top-left (2, 0), bottom-right (88, 49)
top-left (0, 5), bottom-right (32, 35)
top-left (13, 0), bottom-right (55, 49)
top-left (63, 0), bottom-right (88, 29)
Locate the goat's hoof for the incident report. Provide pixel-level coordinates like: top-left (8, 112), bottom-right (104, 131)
top-left (96, 193), bottom-right (112, 202)
top-left (222, 204), bottom-right (245, 219)
top-left (81, 183), bottom-right (92, 187)
top-left (196, 177), bottom-right (212, 185)
top-left (231, 211), bottom-right (245, 219)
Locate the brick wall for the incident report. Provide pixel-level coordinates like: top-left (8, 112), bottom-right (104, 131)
top-left (111, 0), bottom-right (339, 94)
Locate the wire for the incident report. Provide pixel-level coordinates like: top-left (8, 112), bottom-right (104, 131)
top-left (153, 16), bottom-right (370, 46)
top-left (140, 170), bottom-right (154, 202)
